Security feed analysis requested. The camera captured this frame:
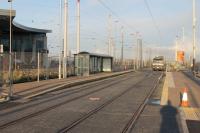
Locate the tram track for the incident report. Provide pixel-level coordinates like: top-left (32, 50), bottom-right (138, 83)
top-left (58, 72), bottom-right (160, 133)
top-left (0, 71), bottom-right (144, 130)
top-left (46, 71), bottom-right (142, 96)
top-left (121, 73), bottom-right (163, 133)
top-left (0, 72), bottom-right (136, 112)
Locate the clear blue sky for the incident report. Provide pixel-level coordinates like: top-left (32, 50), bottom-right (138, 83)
top-left (0, 0), bottom-right (199, 60)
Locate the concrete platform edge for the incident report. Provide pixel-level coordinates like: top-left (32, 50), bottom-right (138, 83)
top-left (160, 72), bottom-right (169, 105)
top-left (24, 70), bottom-right (134, 99)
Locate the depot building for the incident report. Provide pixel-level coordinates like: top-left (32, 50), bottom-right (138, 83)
top-left (0, 9), bottom-right (51, 68)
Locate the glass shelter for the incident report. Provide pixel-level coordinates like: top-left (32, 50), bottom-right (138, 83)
top-left (74, 52), bottom-right (113, 76)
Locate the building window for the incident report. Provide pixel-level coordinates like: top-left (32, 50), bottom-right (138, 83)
top-left (36, 40), bottom-right (44, 51)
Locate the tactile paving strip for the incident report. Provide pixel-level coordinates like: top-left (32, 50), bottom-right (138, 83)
top-left (181, 107), bottom-right (200, 121)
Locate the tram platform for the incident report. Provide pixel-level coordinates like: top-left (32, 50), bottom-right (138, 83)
top-left (132, 72), bottom-right (183, 133)
top-left (0, 70), bottom-right (133, 103)
top-left (132, 71), bottom-right (200, 133)
top-left (161, 71), bottom-right (200, 133)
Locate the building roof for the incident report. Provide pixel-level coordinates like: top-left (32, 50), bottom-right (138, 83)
top-left (0, 9), bottom-right (51, 34)
top-left (13, 21), bottom-right (51, 33)
top-left (76, 51), bottom-right (113, 58)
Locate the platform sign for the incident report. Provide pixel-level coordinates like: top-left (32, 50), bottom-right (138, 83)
top-left (0, 45), bottom-right (3, 54)
top-left (177, 51), bottom-right (184, 63)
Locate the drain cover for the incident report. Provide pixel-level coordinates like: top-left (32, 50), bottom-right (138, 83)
top-left (89, 97), bottom-right (100, 101)
top-left (148, 99), bottom-right (161, 105)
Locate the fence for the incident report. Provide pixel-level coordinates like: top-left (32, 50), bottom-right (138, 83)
top-left (0, 52), bottom-right (75, 84)
top-left (0, 52), bottom-right (146, 84)
top-left (0, 53), bottom-right (12, 99)
top-left (113, 59), bottom-right (135, 72)
top-left (0, 52), bottom-right (148, 98)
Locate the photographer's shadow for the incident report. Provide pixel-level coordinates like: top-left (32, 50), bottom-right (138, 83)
top-left (160, 100), bottom-right (180, 133)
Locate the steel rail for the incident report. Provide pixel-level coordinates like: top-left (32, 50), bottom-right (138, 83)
top-left (0, 72), bottom-right (138, 130)
top-left (58, 72), bottom-right (155, 133)
top-left (121, 72), bottom-right (163, 133)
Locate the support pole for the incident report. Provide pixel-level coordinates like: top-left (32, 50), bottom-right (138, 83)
top-left (76, 0), bottom-right (80, 54)
top-left (140, 39), bottom-right (143, 68)
top-left (114, 20), bottom-right (119, 59)
top-left (14, 52), bottom-right (16, 71)
top-left (59, 54), bottom-right (62, 79)
top-left (149, 48), bottom-right (152, 68)
top-left (8, 0), bottom-right (13, 98)
top-left (137, 39), bottom-right (139, 69)
top-left (130, 33), bottom-right (135, 69)
top-left (63, 0), bottom-right (68, 78)
top-left (108, 14), bottom-right (112, 56)
top-left (59, 0), bottom-right (63, 79)
top-left (121, 26), bottom-right (124, 63)
top-left (37, 52), bottom-right (40, 82)
top-left (135, 32), bottom-right (140, 70)
top-left (192, 0), bottom-right (196, 73)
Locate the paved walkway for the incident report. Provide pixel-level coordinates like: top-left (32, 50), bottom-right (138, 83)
top-left (161, 71), bottom-right (200, 133)
top-left (136, 71), bottom-right (200, 133)
top-left (132, 72), bottom-right (183, 133)
top-left (161, 71), bottom-right (200, 107)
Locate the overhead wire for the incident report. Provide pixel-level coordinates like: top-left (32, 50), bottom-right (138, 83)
top-left (97, 0), bottom-right (138, 32)
top-left (143, 0), bottom-right (162, 45)
top-left (96, 0), bottom-right (157, 49)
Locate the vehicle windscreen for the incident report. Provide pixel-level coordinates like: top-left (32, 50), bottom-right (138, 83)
top-left (153, 59), bottom-right (164, 63)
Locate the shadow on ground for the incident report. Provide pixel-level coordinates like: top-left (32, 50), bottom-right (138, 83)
top-left (160, 100), bottom-right (180, 133)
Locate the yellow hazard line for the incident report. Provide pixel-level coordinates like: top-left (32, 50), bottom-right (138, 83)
top-left (160, 72), bottom-right (169, 105)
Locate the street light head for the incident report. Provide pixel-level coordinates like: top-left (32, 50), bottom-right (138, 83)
top-left (8, 0), bottom-right (12, 2)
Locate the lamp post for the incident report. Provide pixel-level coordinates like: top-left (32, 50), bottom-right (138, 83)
top-left (8, 0), bottom-right (13, 98)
